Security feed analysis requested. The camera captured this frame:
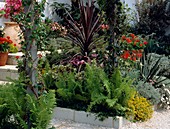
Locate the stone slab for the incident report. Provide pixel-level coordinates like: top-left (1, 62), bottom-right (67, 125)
top-left (53, 107), bottom-right (128, 129)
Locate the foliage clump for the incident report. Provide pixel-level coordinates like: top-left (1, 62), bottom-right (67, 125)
top-left (134, 0), bottom-right (170, 55)
top-left (126, 92), bottom-right (153, 122)
top-left (0, 81), bottom-right (56, 129)
top-left (53, 62), bottom-right (135, 119)
top-left (135, 81), bottom-right (161, 104)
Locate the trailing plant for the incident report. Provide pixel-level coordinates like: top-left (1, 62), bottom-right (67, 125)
top-left (126, 92), bottom-right (153, 122)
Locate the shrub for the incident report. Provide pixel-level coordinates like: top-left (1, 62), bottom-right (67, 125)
top-left (0, 81), bottom-right (56, 129)
top-left (64, 0), bottom-right (103, 56)
top-left (126, 92), bottom-right (153, 122)
top-left (87, 66), bottom-right (135, 118)
top-left (54, 62), bottom-right (135, 119)
top-left (134, 0), bottom-right (170, 55)
top-left (135, 81), bottom-right (161, 104)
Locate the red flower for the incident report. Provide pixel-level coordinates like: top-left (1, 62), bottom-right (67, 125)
top-left (15, 56), bottom-right (19, 59)
top-left (126, 38), bottom-right (132, 43)
top-left (7, 36), bottom-right (10, 39)
top-left (132, 57), bottom-right (136, 61)
top-left (143, 41), bottom-right (148, 45)
top-left (14, 44), bottom-right (16, 46)
top-left (122, 51), bottom-right (130, 59)
top-left (122, 35), bottom-right (126, 40)
top-left (132, 50), bottom-right (137, 53)
top-left (130, 33), bottom-right (135, 38)
top-left (135, 39), bottom-right (140, 42)
top-left (136, 53), bottom-right (142, 58)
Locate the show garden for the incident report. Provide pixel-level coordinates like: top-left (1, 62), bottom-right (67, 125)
top-left (0, 0), bottom-right (170, 129)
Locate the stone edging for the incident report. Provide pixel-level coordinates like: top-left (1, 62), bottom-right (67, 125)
top-left (52, 107), bottom-right (129, 129)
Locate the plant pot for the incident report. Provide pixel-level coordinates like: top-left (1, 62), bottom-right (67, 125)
top-left (0, 52), bottom-right (8, 66)
top-left (3, 22), bottom-right (23, 51)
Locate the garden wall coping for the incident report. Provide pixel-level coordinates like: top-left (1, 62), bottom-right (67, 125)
top-left (53, 107), bottom-right (129, 129)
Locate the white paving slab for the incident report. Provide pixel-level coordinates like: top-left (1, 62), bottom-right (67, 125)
top-left (0, 65), bottom-right (18, 81)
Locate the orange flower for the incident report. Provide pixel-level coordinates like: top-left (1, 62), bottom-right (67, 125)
top-left (140, 44), bottom-right (143, 47)
top-left (133, 41), bottom-right (137, 46)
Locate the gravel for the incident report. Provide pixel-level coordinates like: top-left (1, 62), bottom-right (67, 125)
top-left (48, 109), bottom-right (170, 129)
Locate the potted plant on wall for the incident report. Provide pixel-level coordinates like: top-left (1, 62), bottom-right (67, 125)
top-left (0, 36), bottom-right (13, 66)
top-left (0, 0), bottom-right (23, 51)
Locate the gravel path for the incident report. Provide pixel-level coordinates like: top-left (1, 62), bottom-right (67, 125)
top-left (48, 109), bottom-right (170, 129)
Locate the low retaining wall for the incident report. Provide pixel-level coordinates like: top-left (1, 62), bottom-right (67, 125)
top-left (52, 107), bottom-right (129, 129)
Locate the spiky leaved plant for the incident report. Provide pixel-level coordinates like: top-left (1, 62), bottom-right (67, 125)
top-left (65, 0), bottom-right (102, 56)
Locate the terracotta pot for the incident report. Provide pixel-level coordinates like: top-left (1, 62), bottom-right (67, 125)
top-left (3, 22), bottom-right (23, 51)
top-left (0, 52), bottom-right (8, 66)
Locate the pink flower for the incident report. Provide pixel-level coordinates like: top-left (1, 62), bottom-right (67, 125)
top-left (2, 0), bottom-right (22, 19)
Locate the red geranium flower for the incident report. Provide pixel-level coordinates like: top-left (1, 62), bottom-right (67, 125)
top-left (15, 56), bottom-right (19, 59)
top-left (130, 33), bottom-right (135, 38)
top-left (126, 38), bottom-right (132, 43)
top-left (122, 35), bottom-right (126, 40)
top-left (143, 41), bottom-right (148, 45)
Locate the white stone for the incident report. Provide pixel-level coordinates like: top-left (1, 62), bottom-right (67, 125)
top-left (53, 107), bottom-right (75, 121)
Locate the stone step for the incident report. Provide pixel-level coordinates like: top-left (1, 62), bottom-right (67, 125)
top-left (0, 65), bottom-right (18, 81)
top-left (7, 52), bottom-right (23, 65)
top-left (0, 81), bottom-right (11, 85)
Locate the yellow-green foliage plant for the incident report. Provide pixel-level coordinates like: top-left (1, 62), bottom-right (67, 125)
top-left (126, 92), bottom-right (153, 122)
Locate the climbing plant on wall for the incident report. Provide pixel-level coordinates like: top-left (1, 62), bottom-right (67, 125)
top-left (0, 0), bottom-right (56, 128)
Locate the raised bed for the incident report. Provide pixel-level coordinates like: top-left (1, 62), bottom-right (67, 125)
top-left (52, 107), bottom-right (129, 129)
